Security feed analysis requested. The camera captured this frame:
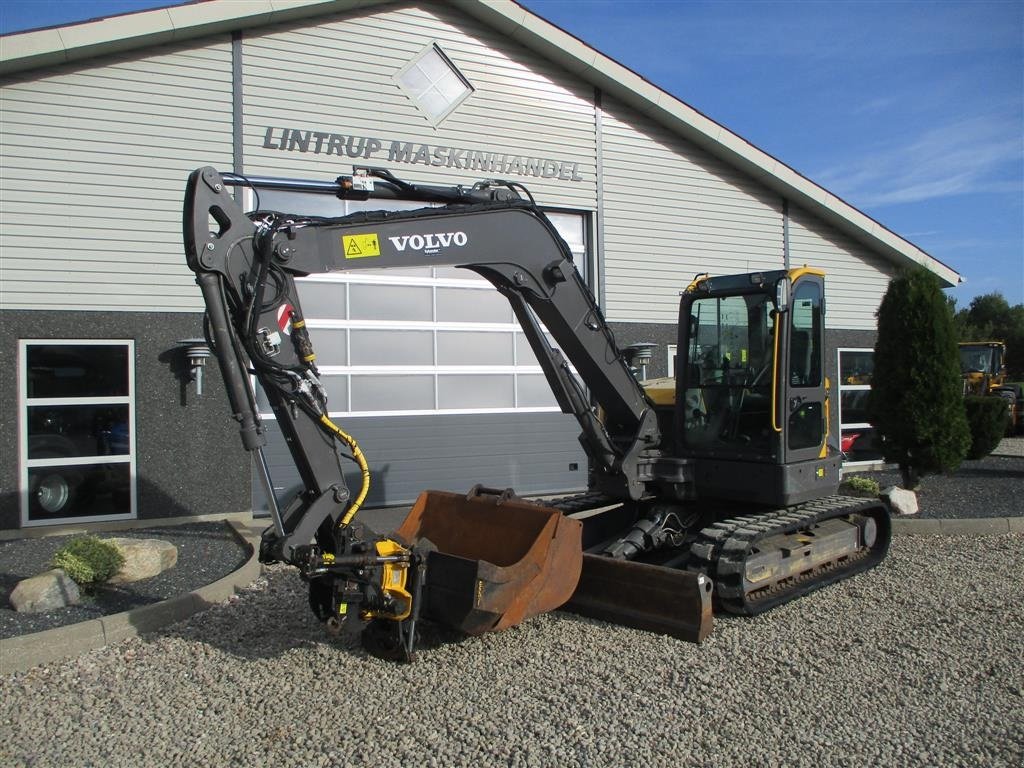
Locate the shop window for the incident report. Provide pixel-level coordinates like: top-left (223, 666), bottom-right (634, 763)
top-left (396, 44), bottom-right (474, 124)
top-left (837, 348), bottom-right (883, 464)
top-left (19, 341), bottom-right (136, 526)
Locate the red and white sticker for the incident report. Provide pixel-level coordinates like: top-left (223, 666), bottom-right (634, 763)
top-left (277, 304), bottom-right (294, 335)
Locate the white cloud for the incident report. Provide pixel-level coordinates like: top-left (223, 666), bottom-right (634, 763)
top-left (815, 114), bottom-right (1023, 208)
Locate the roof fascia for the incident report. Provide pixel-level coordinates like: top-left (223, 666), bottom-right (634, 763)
top-left (0, 0), bottom-right (389, 77)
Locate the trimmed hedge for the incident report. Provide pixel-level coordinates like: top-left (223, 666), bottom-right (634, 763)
top-left (964, 396), bottom-right (1009, 460)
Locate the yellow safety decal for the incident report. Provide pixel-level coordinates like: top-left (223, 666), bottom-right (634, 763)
top-left (343, 233), bottom-right (381, 259)
top-left (338, 603), bottom-right (348, 615)
top-left (816, 466), bottom-right (826, 478)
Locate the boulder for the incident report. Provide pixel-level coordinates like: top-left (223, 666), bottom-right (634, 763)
top-left (881, 485), bottom-right (919, 516)
top-left (105, 538), bottom-right (178, 584)
top-left (10, 569), bottom-right (81, 613)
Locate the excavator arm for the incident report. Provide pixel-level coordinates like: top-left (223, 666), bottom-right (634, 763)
top-left (183, 166), bottom-right (709, 659)
top-left (185, 166), bottom-right (661, 561)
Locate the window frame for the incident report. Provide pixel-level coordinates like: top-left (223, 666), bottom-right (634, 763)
top-left (837, 346), bottom-right (882, 467)
top-left (18, 339), bottom-right (137, 527)
top-left (395, 43), bottom-right (474, 125)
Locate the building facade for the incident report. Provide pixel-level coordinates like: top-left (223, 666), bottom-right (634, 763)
top-left (0, 0), bottom-right (961, 530)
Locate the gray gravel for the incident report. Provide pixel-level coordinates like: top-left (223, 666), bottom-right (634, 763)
top-left (854, 449), bottom-right (1023, 520)
top-left (2, 533), bottom-right (1022, 768)
top-left (0, 523), bottom-right (249, 639)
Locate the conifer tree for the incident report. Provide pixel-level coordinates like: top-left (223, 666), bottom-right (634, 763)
top-left (868, 268), bottom-right (970, 488)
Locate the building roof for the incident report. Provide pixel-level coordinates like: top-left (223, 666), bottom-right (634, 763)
top-left (0, 0), bottom-right (962, 287)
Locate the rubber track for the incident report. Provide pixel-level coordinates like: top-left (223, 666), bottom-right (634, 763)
top-left (688, 495), bottom-right (891, 616)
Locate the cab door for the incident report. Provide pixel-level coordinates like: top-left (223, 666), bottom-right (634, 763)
top-left (783, 273), bottom-right (827, 464)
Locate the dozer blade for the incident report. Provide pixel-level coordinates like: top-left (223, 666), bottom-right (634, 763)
top-left (394, 487), bottom-right (583, 635)
top-left (563, 554), bottom-right (714, 643)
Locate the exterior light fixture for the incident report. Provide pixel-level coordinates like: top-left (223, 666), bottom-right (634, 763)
top-left (624, 342), bottom-right (658, 381)
top-left (177, 338), bottom-right (212, 396)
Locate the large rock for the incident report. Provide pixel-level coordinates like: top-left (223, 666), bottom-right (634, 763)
top-left (105, 538), bottom-right (178, 584)
top-left (881, 485), bottom-right (919, 516)
top-left (10, 569), bottom-right (81, 613)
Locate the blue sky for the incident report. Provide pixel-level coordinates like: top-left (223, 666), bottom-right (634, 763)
top-left (2, 0), bottom-right (1021, 306)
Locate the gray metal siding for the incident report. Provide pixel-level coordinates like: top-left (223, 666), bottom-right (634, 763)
top-left (238, 2), bottom-right (601, 513)
top-left (0, 38), bottom-right (234, 312)
top-left (599, 96), bottom-right (785, 323)
top-left (240, 3), bottom-right (598, 210)
top-left (253, 412), bottom-right (587, 511)
top-left (788, 205), bottom-right (896, 330)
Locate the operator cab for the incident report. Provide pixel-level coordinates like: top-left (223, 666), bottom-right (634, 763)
top-left (958, 342), bottom-right (1005, 377)
top-left (668, 268), bottom-right (839, 507)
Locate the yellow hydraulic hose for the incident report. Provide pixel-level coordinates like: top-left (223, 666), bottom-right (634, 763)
top-left (319, 414), bottom-right (370, 526)
top-left (771, 316), bottom-right (782, 433)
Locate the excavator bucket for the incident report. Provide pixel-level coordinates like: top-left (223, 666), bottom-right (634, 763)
top-left (563, 554), bottom-right (714, 643)
top-left (395, 487), bottom-right (583, 635)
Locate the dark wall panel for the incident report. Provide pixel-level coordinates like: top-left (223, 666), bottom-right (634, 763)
top-left (1, 310), bottom-right (249, 529)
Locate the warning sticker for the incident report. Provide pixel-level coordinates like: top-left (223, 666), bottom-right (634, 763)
top-left (342, 233), bottom-right (381, 259)
top-left (277, 303), bottom-right (294, 335)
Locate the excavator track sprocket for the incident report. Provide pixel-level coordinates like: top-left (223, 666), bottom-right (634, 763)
top-left (688, 495), bottom-right (891, 615)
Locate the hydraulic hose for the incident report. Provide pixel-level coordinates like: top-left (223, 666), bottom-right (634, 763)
top-left (771, 313), bottom-right (782, 434)
top-left (319, 414), bottom-right (370, 526)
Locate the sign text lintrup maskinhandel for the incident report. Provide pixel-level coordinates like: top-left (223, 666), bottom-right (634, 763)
top-left (262, 127), bottom-right (585, 182)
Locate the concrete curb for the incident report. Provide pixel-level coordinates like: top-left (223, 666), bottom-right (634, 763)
top-left (0, 521), bottom-right (261, 676)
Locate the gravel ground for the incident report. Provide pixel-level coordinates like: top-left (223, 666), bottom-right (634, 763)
top-left (0, 523), bottom-right (250, 639)
top-left (851, 439), bottom-right (1024, 519)
top-left (1, 533), bottom-right (1022, 768)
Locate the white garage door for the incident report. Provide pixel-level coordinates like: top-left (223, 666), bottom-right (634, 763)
top-left (252, 187), bottom-right (590, 509)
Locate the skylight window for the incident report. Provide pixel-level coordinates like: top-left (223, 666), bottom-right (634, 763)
top-left (396, 44), bottom-right (473, 124)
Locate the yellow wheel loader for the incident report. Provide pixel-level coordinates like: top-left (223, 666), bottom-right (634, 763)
top-left (959, 342), bottom-right (1022, 434)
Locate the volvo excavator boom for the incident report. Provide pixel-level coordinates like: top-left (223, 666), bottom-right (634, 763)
top-left (186, 166), bottom-right (665, 551)
top-left (183, 166), bottom-right (889, 661)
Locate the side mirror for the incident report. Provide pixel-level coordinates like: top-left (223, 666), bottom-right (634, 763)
top-left (775, 278), bottom-right (790, 312)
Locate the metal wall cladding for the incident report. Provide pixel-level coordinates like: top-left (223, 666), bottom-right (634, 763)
top-left (599, 95), bottom-right (785, 324)
top-left (0, 38), bottom-right (234, 312)
top-left (240, 3), bottom-right (599, 212)
top-left (787, 205), bottom-right (897, 331)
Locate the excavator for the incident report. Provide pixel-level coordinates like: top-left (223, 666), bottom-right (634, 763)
top-left (184, 165), bottom-right (891, 660)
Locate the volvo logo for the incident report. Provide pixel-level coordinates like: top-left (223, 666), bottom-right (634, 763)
top-left (388, 232), bottom-right (468, 252)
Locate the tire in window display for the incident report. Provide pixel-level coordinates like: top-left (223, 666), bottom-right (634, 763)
top-left (29, 462), bottom-right (83, 517)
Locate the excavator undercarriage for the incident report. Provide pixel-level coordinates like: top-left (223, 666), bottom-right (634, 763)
top-left (183, 165), bottom-right (891, 660)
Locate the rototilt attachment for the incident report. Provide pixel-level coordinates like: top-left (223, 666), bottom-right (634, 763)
top-left (354, 486), bottom-right (713, 659)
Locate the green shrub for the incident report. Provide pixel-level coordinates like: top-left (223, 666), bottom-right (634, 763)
top-left (839, 476), bottom-right (881, 497)
top-left (52, 536), bottom-right (125, 585)
top-left (964, 396), bottom-right (1009, 459)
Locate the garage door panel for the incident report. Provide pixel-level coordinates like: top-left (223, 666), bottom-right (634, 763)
top-left (253, 413), bottom-right (587, 511)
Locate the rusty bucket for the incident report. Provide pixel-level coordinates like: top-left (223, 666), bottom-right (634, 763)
top-left (395, 487), bottom-right (583, 635)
